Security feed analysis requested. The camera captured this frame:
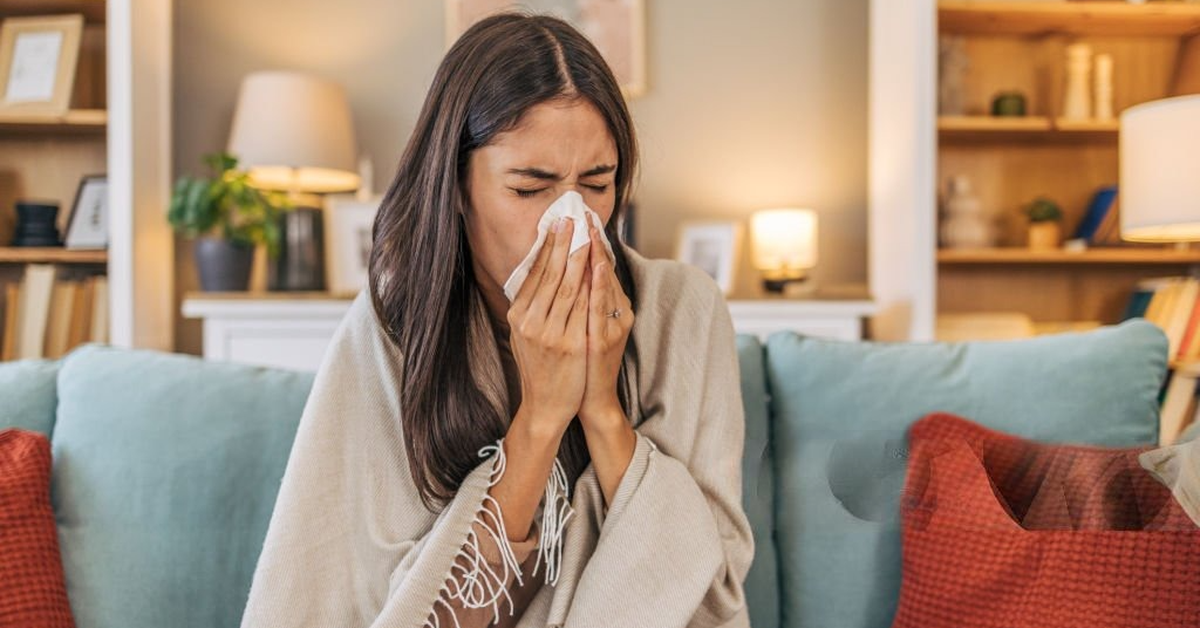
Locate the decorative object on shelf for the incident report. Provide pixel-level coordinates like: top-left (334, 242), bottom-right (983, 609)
top-left (0, 14), bottom-right (82, 118)
top-left (10, 201), bottom-right (60, 246)
top-left (939, 35), bottom-right (969, 116)
top-left (990, 91), bottom-right (1026, 117)
top-left (228, 71), bottom-right (361, 292)
top-left (1023, 196), bottom-right (1064, 250)
top-left (749, 208), bottom-right (818, 294)
top-left (63, 175), bottom-right (108, 250)
top-left (1121, 94), bottom-right (1200, 243)
top-left (444, 0), bottom-right (647, 97)
top-left (1062, 43), bottom-right (1093, 121)
top-left (940, 175), bottom-right (995, 249)
top-left (169, 152), bottom-right (285, 292)
top-left (1094, 53), bottom-right (1115, 121)
top-left (324, 194), bottom-right (380, 297)
top-left (675, 220), bottom-right (741, 296)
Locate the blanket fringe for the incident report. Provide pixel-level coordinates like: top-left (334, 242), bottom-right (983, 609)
top-left (422, 439), bottom-right (524, 628)
top-left (532, 455), bottom-right (574, 586)
top-left (421, 439), bottom-right (577, 628)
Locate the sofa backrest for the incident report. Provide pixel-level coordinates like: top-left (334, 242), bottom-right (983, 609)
top-left (0, 357), bottom-right (59, 436)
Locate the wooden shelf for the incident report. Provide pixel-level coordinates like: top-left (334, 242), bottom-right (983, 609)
top-left (939, 1), bottom-right (1200, 37)
top-left (938, 116), bottom-right (1118, 141)
top-left (937, 247), bottom-right (1200, 265)
top-left (0, 109), bottom-right (106, 134)
top-left (0, 1), bottom-right (106, 23)
top-left (0, 247), bottom-right (107, 264)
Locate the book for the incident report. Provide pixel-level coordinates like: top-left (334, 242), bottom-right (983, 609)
top-left (1071, 185), bottom-right (1119, 243)
top-left (15, 264), bottom-right (58, 360)
top-left (43, 280), bottom-right (77, 359)
top-left (1165, 278), bottom-right (1200, 359)
top-left (1177, 285), bottom-right (1200, 361)
top-left (1160, 367), bottom-right (1200, 446)
top-left (1122, 287), bottom-right (1155, 321)
top-left (67, 276), bottom-right (94, 350)
top-left (90, 275), bottom-right (108, 344)
top-left (1143, 277), bottom-right (1180, 328)
top-left (1, 282), bottom-right (18, 361)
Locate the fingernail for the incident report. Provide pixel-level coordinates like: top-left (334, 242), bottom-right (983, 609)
top-left (551, 217), bottom-right (564, 233)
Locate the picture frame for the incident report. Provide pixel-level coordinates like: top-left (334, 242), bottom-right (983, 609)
top-left (444, 0), bottom-right (647, 98)
top-left (63, 174), bottom-right (107, 250)
top-left (0, 14), bottom-right (84, 117)
top-left (675, 220), bottom-right (742, 296)
top-left (324, 194), bottom-right (382, 297)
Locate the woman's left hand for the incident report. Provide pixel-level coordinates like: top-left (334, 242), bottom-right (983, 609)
top-left (579, 221), bottom-right (634, 429)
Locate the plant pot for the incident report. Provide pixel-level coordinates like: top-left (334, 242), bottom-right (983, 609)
top-left (1027, 221), bottom-right (1061, 250)
top-left (195, 237), bottom-right (255, 291)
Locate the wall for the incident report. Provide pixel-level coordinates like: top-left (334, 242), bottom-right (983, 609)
top-left (173, 0), bottom-right (867, 354)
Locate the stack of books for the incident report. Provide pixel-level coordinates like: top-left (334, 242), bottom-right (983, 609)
top-left (1123, 276), bottom-right (1200, 363)
top-left (1, 263), bottom-right (108, 361)
top-left (1124, 276), bottom-right (1200, 443)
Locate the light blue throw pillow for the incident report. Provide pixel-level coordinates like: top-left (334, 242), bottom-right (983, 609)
top-left (765, 319), bottom-right (1167, 628)
top-left (51, 343), bottom-right (314, 628)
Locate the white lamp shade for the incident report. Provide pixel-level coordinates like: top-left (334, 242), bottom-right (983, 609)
top-left (1120, 94), bottom-right (1200, 241)
top-left (750, 208), bottom-right (818, 272)
top-left (227, 71), bottom-right (361, 193)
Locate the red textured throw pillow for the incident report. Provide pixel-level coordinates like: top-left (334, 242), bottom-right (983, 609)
top-left (893, 413), bottom-right (1200, 628)
top-left (0, 428), bottom-right (74, 628)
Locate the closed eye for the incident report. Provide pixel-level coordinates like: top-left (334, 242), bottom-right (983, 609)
top-left (513, 184), bottom-right (609, 198)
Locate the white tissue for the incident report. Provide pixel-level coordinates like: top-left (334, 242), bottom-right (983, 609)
top-left (502, 190), bottom-right (616, 302)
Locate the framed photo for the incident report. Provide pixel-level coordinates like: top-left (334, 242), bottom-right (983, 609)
top-left (0, 14), bottom-right (83, 117)
top-left (63, 174), bottom-right (107, 250)
top-left (324, 194), bottom-right (381, 297)
top-left (675, 221), bottom-right (742, 296)
top-left (444, 0), bottom-right (647, 97)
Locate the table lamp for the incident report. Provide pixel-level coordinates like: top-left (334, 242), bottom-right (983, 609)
top-left (1120, 94), bottom-right (1200, 243)
top-left (750, 208), bottom-right (818, 293)
top-left (227, 71), bottom-right (361, 291)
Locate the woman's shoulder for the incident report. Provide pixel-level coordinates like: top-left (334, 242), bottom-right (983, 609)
top-left (623, 244), bottom-right (725, 310)
top-left (622, 244), bottom-right (730, 334)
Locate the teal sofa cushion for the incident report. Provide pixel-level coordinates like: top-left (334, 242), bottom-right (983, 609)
top-left (736, 334), bottom-right (779, 628)
top-left (51, 344), bottom-right (314, 628)
top-left (765, 319), bottom-right (1167, 628)
top-left (0, 358), bottom-right (59, 436)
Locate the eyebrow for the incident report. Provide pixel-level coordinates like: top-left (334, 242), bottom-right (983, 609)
top-left (506, 164), bottom-right (616, 180)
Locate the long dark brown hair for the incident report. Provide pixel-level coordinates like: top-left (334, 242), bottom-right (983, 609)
top-left (368, 12), bottom-right (640, 510)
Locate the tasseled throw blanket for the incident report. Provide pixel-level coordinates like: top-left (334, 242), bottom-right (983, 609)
top-left (238, 245), bottom-right (754, 628)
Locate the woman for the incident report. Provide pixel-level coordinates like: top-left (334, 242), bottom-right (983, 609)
top-left (240, 12), bottom-right (752, 628)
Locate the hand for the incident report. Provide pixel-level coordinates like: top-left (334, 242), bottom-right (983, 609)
top-left (507, 217), bottom-right (592, 439)
top-left (579, 221), bottom-right (634, 429)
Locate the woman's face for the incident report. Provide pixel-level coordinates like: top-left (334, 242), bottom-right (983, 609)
top-left (464, 97), bottom-right (618, 305)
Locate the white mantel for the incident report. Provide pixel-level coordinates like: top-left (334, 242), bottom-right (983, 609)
top-left (183, 288), bottom-right (876, 372)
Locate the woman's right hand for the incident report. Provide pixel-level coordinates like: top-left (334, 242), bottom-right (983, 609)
top-left (506, 217), bottom-right (592, 438)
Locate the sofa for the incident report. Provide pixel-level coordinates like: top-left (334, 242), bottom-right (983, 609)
top-left (0, 317), bottom-right (1183, 628)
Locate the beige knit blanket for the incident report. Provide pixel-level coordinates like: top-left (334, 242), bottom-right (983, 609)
top-left (239, 245), bottom-right (754, 628)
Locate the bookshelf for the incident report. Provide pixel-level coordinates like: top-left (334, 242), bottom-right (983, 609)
top-left (934, 0), bottom-right (1200, 336)
top-left (0, 0), bottom-right (174, 361)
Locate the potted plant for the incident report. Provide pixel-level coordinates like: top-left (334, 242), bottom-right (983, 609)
top-left (1023, 196), bottom-right (1063, 250)
top-left (169, 152), bottom-right (285, 291)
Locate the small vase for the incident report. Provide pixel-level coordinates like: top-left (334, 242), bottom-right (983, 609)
top-left (195, 237), bottom-right (255, 291)
top-left (1027, 222), bottom-right (1061, 250)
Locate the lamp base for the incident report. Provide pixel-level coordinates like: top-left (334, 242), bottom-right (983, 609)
top-left (761, 271), bottom-right (814, 295)
top-left (268, 205), bottom-right (326, 292)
